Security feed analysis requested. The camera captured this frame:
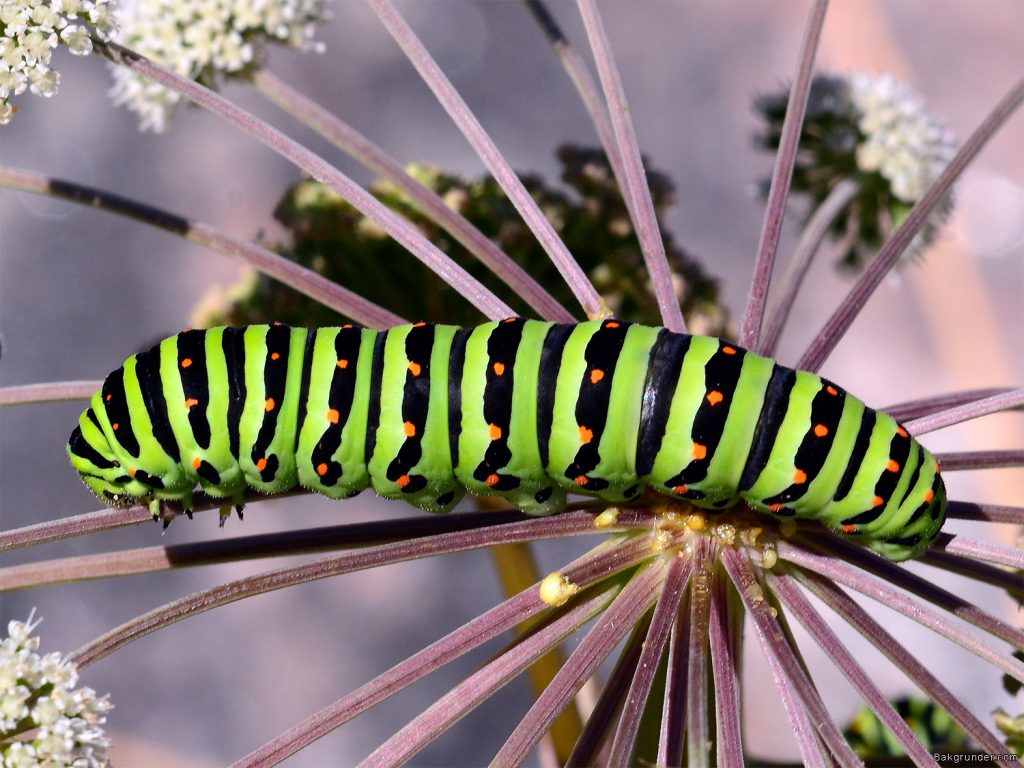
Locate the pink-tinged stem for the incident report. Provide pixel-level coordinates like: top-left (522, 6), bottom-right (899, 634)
top-left (759, 178), bottom-right (860, 357)
top-left (798, 77), bottom-right (1024, 372)
top-left (0, 166), bottom-right (405, 328)
top-left (906, 388), bottom-right (1024, 435)
top-left (790, 567), bottom-right (1013, 757)
top-left (934, 533), bottom-right (1024, 570)
top-left (235, 534), bottom-right (657, 768)
top-left (656, 590), bottom-right (691, 767)
top-left (946, 500), bottom-right (1024, 524)
top-left (251, 70), bottom-right (573, 323)
top-left (522, 0), bottom-right (629, 201)
top-left (740, 0), bottom-right (829, 350)
top-left (709, 559), bottom-right (743, 767)
top-left (766, 572), bottom-right (939, 767)
top-left (721, 548), bottom-right (855, 768)
top-left (0, 381), bottom-right (101, 407)
top-left (366, 0), bottom-right (604, 319)
top-left (576, 0), bottom-right (685, 333)
top-left (884, 387), bottom-right (1018, 422)
top-left (685, 537), bottom-right (715, 767)
top-left (358, 589), bottom-right (618, 768)
top-left (96, 40), bottom-right (515, 321)
top-left (919, 550), bottom-right (1022, 596)
top-left (1, 506), bottom-right (156, 552)
top-left (607, 555), bottom-right (692, 766)
top-left (565, 616), bottom-right (650, 768)
top-left (935, 450), bottom-right (1024, 471)
top-left (778, 541), bottom-right (1024, 680)
top-left (491, 562), bottom-right (664, 768)
top-left (69, 510), bottom-right (656, 669)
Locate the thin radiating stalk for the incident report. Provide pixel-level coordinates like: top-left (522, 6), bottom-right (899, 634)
top-left (235, 535), bottom-right (657, 768)
top-left (946, 501), bottom-right (1024, 523)
top-left (779, 541), bottom-right (1024, 679)
top-left (791, 567), bottom-right (1013, 756)
top-left (709, 561), bottom-right (743, 767)
top-left (95, 40), bottom-right (515, 321)
top-left (366, 0), bottom-right (604, 319)
top-left (759, 178), bottom-right (859, 356)
top-left (936, 534), bottom-right (1024, 570)
top-left (919, 550), bottom-right (1022, 596)
top-left (576, 0), bottom-right (685, 333)
top-left (907, 388), bottom-right (1024, 435)
top-left (934, 450), bottom-right (1024, 471)
top-left (721, 548), bottom-right (860, 768)
top-left (522, 0), bottom-right (628, 196)
top-left (657, 591), bottom-right (691, 767)
top-left (0, 381), bottom-right (101, 406)
top-left (766, 572), bottom-right (938, 767)
top-left (492, 562), bottom-right (665, 768)
top-left (69, 511), bottom-right (654, 669)
top-left (608, 555), bottom-right (693, 766)
top-left (565, 616), bottom-right (650, 768)
top-left (884, 387), bottom-right (1018, 422)
top-left (250, 69), bottom-right (574, 323)
top-left (1, 505), bottom-right (159, 552)
top-left (0, 167), bottom-right (404, 328)
top-left (740, 0), bottom-right (829, 350)
top-left (685, 538), bottom-right (715, 768)
top-left (359, 589), bottom-right (618, 768)
top-left (798, 77), bottom-right (1024, 372)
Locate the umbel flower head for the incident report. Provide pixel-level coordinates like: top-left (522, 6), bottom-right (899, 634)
top-left (108, 0), bottom-right (325, 131)
top-left (0, 612), bottom-right (112, 767)
top-left (0, 0), bottom-right (114, 125)
top-left (756, 72), bottom-right (957, 268)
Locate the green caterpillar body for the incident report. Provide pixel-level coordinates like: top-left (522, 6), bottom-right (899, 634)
top-left (68, 320), bottom-right (946, 560)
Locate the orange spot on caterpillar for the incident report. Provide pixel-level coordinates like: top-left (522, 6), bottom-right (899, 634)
top-left (112, 422), bottom-right (119, 431)
top-left (793, 469), bottom-right (807, 484)
top-left (590, 369), bottom-right (605, 384)
top-left (896, 427), bottom-right (908, 438)
top-left (192, 457), bottom-right (202, 469)
top-left (924, 489), bottom-right (935, 503)
top-left (813, 424), bottom-right (829, 438)
top-left (872, 496), bottom-right (884, 507)
top-left (129, 468), bottom-right (137, 477)
top-left (692, 443), bottom-right (707, 460)
top-left (935, 461), bottom-right (942, 474)
top-left (256, 457), bottom-right (268, 472)
top-left (605, 321), bottom-right (620, 328)
top-left (326, 409), bottom-right (340, 424)
top-left (722, 346), bottom-right (737, 355)
top-left (826, 385), bottom-right (839, 396)
top-left (185, 397), bottom-right (199, 410)
top-left (396, 475), bottom-right (411, 489)
top-left (265, 398), bottom-right (276, 412)
top-left (503, 317), bottom-right (517, 323)
top-left (769, 503), bottom-right (784, 512)
top-left (842, 524), bottom-right (857, 533)
top-left (489, 423), bottom-right (502, 440)
top-left (578, 426), bottom-right (593, 444)
top-left (413, 322), bottom-right (426, 327)
top-left (403, 421), bottom-right (416, 437)
top-left (272, 321), bottom-right (282, 326)
top-left (706, 390), bottom-right (724, 406)
top-left (486, 473), bottom-right (500, 487)
top-left (673, 484), bottom-right (689, 494)
top-left (408, 362), bottom-right (422, 376)
top-left (181, 358), bottom-right (193, 368)
top-left (105, 393), bottom-right (112, 401)
top-left (270, 352), bottom-right (280, 361)
top-left (342, 324), bottom-right (353, 329)
top-left (886, 459), bottom-right (900, 473)
top-left (493, 362), bottom-right (505, 376)
top-left (316, 463), bottom-right (328, 476)
top-left (337, 359), bottom-right (349, 369)
top-left (575, 475), bottom-right (589, 487)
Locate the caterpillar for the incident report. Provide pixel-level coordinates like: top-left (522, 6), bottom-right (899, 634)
top-left (68, 319), bottom-right (946, 561)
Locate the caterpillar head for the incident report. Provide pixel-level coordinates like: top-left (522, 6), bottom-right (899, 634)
top-left (868, 471), bottom-right (948, 562)
top-left (67, 416), bottom-right (136, 507)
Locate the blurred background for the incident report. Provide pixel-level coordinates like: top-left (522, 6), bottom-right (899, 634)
top-left (0, 0), bottom-right (1021, 764)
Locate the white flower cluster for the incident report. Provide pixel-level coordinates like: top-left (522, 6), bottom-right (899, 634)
top-left (0, 0), bottom-right (114, 125)
top-left (0, 613), bottom-right (112, 768)
top-left (849, 73), bottom-right (956, 202)
top-left (109, 0), bottom-right (324, 131)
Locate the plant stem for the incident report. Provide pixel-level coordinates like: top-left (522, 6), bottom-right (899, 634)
top-left (0, 381), bottom-right (101, 407)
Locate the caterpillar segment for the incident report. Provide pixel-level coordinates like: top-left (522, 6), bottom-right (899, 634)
top-left (68, 320), bottom-right (947, 561)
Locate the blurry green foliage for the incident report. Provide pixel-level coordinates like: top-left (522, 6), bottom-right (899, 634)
top-left (195, 145), bottom-right (727, 331)
top-left (842, 697), bottom-right (969, 758)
